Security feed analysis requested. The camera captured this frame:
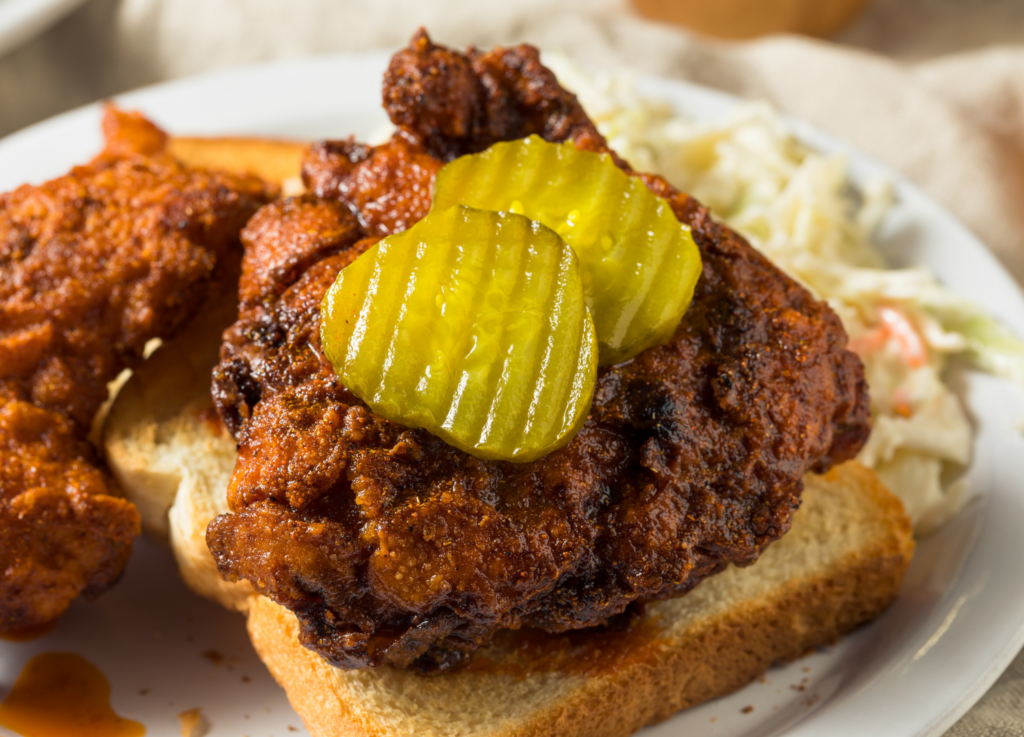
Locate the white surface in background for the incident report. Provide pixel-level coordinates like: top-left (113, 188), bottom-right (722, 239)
top-left (0, 53), bottom-right (1022, 736)
top-left (0, 0), bottom-right (87, 58)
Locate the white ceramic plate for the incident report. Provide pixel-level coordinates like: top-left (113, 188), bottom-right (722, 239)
top-left (1, 52), bottom-right (1024, 737)
top-left (0, 0), bottom-right (88, 58)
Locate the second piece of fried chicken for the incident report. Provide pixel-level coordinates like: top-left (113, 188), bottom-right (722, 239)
top-left (207, 32), bottom-right (870, 673)
top-left (0, 108), bottom-right (274, 629)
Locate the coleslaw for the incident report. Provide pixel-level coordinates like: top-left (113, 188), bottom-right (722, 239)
top-left (546, 55), bottom-right (1024, 535)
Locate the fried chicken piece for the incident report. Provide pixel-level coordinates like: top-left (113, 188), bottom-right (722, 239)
top-left (0, 107), bottom-right (274, 629)
top-left (0, 391), bottom-right (139, 626)
top-left (207, 32), bottom-right (870, 672)
top-left (237, 195), bottom-right (368, 312)
top-left (381, 28), bottom-right (619, 163)
top-left (300, 29), bottom-right (621, 237)
top-left (302, 136), bottom-right (441, 237)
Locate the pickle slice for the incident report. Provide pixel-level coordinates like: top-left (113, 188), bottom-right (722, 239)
top-left (321, 205), bottom-right (597, 463)
top-left (432, 135), bottom-right (702, 365)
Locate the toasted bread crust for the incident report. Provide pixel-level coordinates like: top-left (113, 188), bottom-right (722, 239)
top-left (247, 463), bottom-right (913, 737)
top-left (167, 137), bottom-right (307, 190)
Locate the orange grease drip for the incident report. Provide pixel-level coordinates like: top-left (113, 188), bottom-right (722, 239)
top-left (0, 621), bottom-right (56, 642)
top-left (194, 406), bottom-right (225, 436)
top-left (464, 610), bottom-right (665, 679)
top-left (0, 652), bottom-right (145, 737)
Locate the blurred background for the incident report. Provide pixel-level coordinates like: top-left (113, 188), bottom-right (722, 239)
top-left (4, 0), bottom-right (1024, 287)
top-left (5, 0), bottom-right (1024, 138)
top-left (2, 1), bottom-right (1024, 734)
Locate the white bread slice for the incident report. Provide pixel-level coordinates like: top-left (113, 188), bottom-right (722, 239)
top-left (247, 463), bottom-right (913, 737)
top-left (103, 287), bottom-right (253, 611)
top-left (101, 137), bottom-right (915, 737)
top-left (103, 332), bottom-right (914, 735)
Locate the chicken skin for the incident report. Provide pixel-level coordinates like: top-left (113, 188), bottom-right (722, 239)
top-left (207, 31), bottom-right (870, 672)
top-left (0, 107), bottom-right (273, 629)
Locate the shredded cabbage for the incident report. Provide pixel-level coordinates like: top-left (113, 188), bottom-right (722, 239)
top-left (547, 54), bottom-right (1024, 535)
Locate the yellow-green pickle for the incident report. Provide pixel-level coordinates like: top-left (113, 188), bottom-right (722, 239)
top-left (321, 206), bottom-right (597, 462)
top-left (432, 135), bottom-right (702, 365)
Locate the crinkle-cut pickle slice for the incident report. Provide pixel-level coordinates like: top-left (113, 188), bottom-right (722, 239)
top-left (321, 205), bottom-right (597, 463)
top-left (432, 135), bottom-right (702, 365)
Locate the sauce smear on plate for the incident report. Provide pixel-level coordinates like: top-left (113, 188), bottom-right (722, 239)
top-left (0, 652), bottom-right (145, 737)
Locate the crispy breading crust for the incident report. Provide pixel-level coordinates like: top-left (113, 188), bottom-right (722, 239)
top-left (206, 32), bottom-right (870, 672)
top-left (0, 107), bottom-right (274, 628)
top-left (0, 397), bottom-right (139, 626)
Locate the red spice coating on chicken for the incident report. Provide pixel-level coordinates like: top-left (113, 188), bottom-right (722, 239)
top-left (207, 31), bottom-right (869, 672)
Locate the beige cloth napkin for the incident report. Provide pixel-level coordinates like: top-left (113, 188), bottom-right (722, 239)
top-left (2, 0), bottom-right (1023, 733)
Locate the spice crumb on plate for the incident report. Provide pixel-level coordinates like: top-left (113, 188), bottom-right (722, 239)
top-left (177, 707), bottom-right (208, 737)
